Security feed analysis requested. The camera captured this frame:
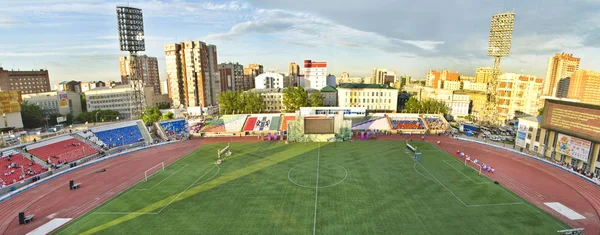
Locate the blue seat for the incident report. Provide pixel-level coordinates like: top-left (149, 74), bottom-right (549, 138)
top-left (94, 125), bottom-right (143, 147)
top-left (160, 120), bottom-right (187, 136)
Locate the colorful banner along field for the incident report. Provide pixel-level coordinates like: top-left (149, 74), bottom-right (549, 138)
top-left (555, 133), bottom-right (591, 161)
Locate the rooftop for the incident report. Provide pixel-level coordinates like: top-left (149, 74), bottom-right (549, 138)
top-left (338, 83), bottom-right (396, 89)
top-left (321, 85), bottom-right (337, 92)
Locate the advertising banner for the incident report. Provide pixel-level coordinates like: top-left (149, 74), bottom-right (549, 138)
top-left (555, 133), bottom-right (592, 161)
top-left (57, 116), bottom-right (67, 123)
top-left (516, 124), bottom-right (527, 147)
top-left (58, 92), bottom-right (68, 107)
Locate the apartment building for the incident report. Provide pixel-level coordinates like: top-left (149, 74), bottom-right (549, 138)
top-left (254, 72), bottom-right (290, 89)
top-left (337, 84), bottom-right (398, 112)
top-left (218, 62), bottom-right (244, 91)
top-left (244, 63), bottom-right (263, 90)
top-left (0, 68), bottom-right (51, 94)
top-left (119, 55), bottom-right (161, 95)
top-left (496, 73), bottom-right (544, 121)
top-left (567, 70), bottom-right (600, 105)
top-left (164, 41), bottom-right (220, 108)
top-left (303, 60), bottom-right (328, 89)
top-left (543, 53), bottom-right (580, 96)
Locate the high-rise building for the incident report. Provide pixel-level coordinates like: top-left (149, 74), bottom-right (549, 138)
top-left (398, 76), bottom-right (411, 89)
top-left (567, 70), bottom-right (600, 105)
top-left (303, 60), bottom-right (327, 89)
top-left (244, 63), bottom-right (263, 89)
top-left (496, 73), bottom-right (543, 121)
top-left (543, 53), bottom-right (580, 96)
top-left (289, 62), bottom-right (299, 76)
top-left (119, 55), bottom-right (161, 95)
top-left (160, 80), bottom-right (168, 95)
top-left (164, 41), bottom-right (220, 108)
top-left (475, 67), bottom-right (495, 83)
top-left (218, 62), bottom-right (244, 91)
top-left (556, 77), bottom-right (571, 98)
top-left (0, 67), bottom-right (51, 94)
top-left (426, 70), bottom-right (458, 89)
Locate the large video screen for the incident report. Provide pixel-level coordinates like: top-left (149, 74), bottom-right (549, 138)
top-left (541, 99), bottom-right (600, 143)
top-left (304, 118), bottom-right (334, 134)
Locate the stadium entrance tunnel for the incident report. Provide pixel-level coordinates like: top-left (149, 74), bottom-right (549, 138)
top-left (288, 162), bottom-right (348, 188)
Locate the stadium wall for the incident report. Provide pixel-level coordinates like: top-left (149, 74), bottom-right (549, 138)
top-left (519, 99), bottom-right (600, 176)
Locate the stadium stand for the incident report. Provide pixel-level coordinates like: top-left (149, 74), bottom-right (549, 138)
top-left (422, 114), bottom-right (448, 131)
top-left (76, 130), bottom-right (106, 148)
top-left (281, 115), bottom-right (296, 131)
top-left (222, 115), bottom-right (248, 132)
top-left (201, 118), bottom-right (226, 133)
top-left (1, 151), bottom-right (46, 186)
top-left (250, 115), bottom-right (278, 131)
top-left (388, 116), bottom-right (425, 130)
top-left (160, 119), bottom-right (188, 137)
top-left (28, 137), bottom-right (98, 163)
top-left (269, 115), bottom-right (282, 131)
top-left (351, 117), bottom-right (392, 130)
top-left (243, 117), bottom-right (258, 132)
top-left (93, 125), bottom-right (144, 148)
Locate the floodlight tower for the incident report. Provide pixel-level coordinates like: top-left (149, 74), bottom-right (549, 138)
top-left (484, 12), bottom-right (515, 125)
top-left (116, 6), bottom-right (146, 120)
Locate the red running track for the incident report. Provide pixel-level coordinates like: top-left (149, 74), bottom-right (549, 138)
top-left (375, 134), bottom-right (600, 235)
top-left (3, 135), bottom-right (599, 234)
top-left (0, 137), bottom-right (259, 235)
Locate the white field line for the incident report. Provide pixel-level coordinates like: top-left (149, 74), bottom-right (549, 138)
top-left (136, 164), bottom-right (190, 190)
top-left (93, 165), bottom-right (219, 215)
top-left (404, 148), bottom-right (524, 207)
top-left (313, 143), bottom-right (321, 235)
top-left (442, 160), bottom-right (492, 185)
top-left (156, 165), bottom-right (219, 214)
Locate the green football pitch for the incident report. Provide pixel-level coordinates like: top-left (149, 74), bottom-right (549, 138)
top-left (54, 141), bottom-right (569, 235)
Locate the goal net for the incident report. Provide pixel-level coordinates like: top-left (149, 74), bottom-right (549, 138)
top-left (144, 162), bottom-right (165, 181)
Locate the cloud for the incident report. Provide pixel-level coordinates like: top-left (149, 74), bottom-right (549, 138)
top-left (204, 9), bottom-right (444, 55)
top-left (0, 16), bottom-right (21, 27)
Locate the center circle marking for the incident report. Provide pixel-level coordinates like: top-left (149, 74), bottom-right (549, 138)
top-left (287, 162), bottom-right (348, 189)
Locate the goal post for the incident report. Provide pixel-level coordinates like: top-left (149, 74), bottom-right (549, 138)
top-left (557, 228), bottom-right (584, 235)
top-left (144, 162), bottom-right (165, 181)
top-left (405, 141), bottom-right (421, 162)
top-left (218, 143), bottom-right (232, 159)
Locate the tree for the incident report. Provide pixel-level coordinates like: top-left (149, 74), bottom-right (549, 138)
top-left (283, 87), bottom-right (308, 112)
top-left (309, 91), bottom-right (325, 107)
top-left (538, 108), bottom-right (544, 116)
top-left (80, 94), bottom-right (87, 112)
top-left (156, 103), bottom-right (170, 109)
top-left (402, 97), bottom-right (449, 115)
top-left (218, 90), bottom-right (239, 114)
top-left (243, 91), bottom-right (265, 113)
top-left (404, 97), bottom-right (420, 113)
top-left (218, 91), bottom-right (266, 114)
top-left (20, 101), bottom-right (44, 129)
top-left (161, 112), bottom-right (174, 120)
top-left (140, 107), bottom-right (162, 125)
top-left (75, 110), bottom-right (120, 123)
